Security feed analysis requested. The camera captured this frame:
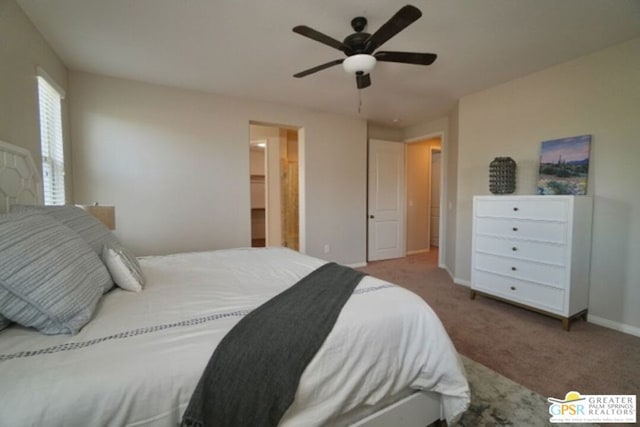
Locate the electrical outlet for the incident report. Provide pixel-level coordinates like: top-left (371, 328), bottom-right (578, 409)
top-left (324, 244), bottom-right (330, 253)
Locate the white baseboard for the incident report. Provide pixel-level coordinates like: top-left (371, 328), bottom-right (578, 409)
top-left (440, 263), bottom-right (470, 287)
top-left (441, 265), bottom-right (470, 288)
top-left (441, 264), bottom-right (454, 280)
top-left (347, 261), bottom-right (368, 268)
top-left (454, 277), bottom-right (471, 287)
top-left (587, 314), bottom-right (640, 338)
top-left (406, 248), bottom-right (430, 255)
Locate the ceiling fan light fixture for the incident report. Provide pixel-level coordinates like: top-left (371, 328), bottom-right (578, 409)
top-left (342, 54), bottom-right (376, 75)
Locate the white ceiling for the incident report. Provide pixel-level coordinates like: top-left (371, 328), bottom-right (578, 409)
top-left (16, 0), bottom-right (640, 127)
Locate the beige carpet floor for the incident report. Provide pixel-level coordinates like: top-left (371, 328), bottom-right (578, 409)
top-left (358, 250), bottom-right (640, 403)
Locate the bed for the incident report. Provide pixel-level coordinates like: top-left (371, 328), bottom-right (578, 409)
top-left (0, 140), bottom-right (469, 426)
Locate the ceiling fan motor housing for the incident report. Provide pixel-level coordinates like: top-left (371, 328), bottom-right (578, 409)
top-left (344, 17), bottom-right (370, 54)
top-left (343, 32), bottom-right (371, 54)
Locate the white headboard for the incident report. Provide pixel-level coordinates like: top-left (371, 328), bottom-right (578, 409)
top-left (0, 140), bottom-right (42, 213)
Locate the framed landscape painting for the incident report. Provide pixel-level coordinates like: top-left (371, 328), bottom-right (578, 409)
top-left (537, 135), bottom-right (591, 195)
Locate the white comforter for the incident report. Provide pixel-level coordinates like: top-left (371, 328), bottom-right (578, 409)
top-left (0, 248), bottom-right (469, 426)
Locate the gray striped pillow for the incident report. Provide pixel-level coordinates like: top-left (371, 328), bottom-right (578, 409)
top-left (0, 212), bottom-right (111, 335)
top-left (10, 205), bottom-right (119, 292)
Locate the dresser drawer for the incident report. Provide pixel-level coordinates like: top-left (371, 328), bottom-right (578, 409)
top-left (475, 198), bottom-right (568, 221)
top-left (474, 253), bottom-right (567, 289)
top-left (473, 270), bottom-right (564, 313)
top-left (475, 217), bottom-right (567, 243)
top-left (474, 235), bottom-right (567, 266)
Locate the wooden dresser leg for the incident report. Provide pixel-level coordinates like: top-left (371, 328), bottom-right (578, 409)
top-left (562, 318), bottom-right (570, 331)
top-left (469, 290), bottom-right (476, 300)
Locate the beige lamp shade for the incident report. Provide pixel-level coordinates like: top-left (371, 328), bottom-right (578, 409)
top-left (76, 204), bottom-right (115, 230)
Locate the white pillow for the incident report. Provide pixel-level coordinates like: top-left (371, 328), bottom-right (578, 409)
top-left (101, 243), bottom-right (145, 292)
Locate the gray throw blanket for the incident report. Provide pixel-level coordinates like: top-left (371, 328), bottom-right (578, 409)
top-left (181, 262), bottom-right (366, 427)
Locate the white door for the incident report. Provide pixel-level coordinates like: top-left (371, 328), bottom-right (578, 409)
top-left (368, 139), bottom-right (406, 261)
top-left (430, 150), bottom-right (441, 247)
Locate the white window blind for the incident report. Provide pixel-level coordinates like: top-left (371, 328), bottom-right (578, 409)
top-left (37, 74), bottom-right (66, 205)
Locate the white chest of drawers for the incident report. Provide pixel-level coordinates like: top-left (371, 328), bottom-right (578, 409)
top-left (471, 195), bottom-right (593, 330)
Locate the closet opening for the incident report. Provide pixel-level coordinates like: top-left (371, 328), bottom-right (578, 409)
top-left (249, 123), bottom-right (302, 251)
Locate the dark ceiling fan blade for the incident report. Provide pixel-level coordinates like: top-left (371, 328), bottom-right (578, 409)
top-left (356, 73), bottom-right (371, 89)
top-left (293, 25), bottom-right (350, 52)
top-left (374, 51), bottom-right (437, 65)
top-left (364, 5), bottom-right (422, 53)
top-left (293, 59), bottom-right (344, 78)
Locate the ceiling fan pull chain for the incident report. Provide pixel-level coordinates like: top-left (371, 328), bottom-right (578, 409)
top-left (358, 90), bottom-right (362, 114)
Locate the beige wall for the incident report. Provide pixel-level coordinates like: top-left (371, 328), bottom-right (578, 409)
top-left (456, 38), bottom-right (640, 332)
top-left (367, 123), bottom-right (404, 142)
top-left (406, 138), bottom-right (441, 253)
top-left (0, 0), bottom-right (72, 201)
top-left (68, 71), bottom-right (367, 265)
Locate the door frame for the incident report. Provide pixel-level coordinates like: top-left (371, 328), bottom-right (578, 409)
top-left (249, 121), bottom-right (305, 254)
top-left (367, 139), bottom-right (406, 262)
top-left (405, 132), bottom-right (446, 268)
top-left (428, 146), bottom-right (442, 248)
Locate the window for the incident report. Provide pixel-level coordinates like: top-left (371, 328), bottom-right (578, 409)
top-left (37, 71), bottom-right (66, 205)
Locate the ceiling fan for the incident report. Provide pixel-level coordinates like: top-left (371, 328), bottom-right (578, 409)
top-left (292, 5), bottom-right (437, 89)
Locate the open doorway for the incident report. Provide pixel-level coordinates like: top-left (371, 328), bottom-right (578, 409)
top-left (249, 123), bottom-right (300, 250)
top-left (367, 136), bottom-right (444, 263)
top-left (405, 136), bottom-right (442, 255)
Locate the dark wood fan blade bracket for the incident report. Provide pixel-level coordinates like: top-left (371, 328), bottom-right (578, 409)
top-left (292, 4), bottom-right (437, 89)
